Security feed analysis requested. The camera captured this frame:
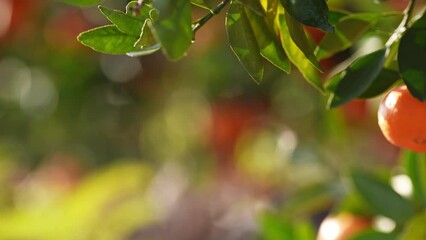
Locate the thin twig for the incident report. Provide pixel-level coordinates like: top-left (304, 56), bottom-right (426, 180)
top-left (192, 0), bottom-right (231, 34)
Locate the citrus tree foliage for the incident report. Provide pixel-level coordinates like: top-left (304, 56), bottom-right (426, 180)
top-left (68, 0), bottom-right (425, 106)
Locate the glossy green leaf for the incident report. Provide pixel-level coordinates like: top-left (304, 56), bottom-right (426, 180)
top-left (351, 230), bottom-right (397, 240)
top-left (351, 170), bottom-right (414, 224)
top-left (399, 214), bottom-right (426, 240)
top-left (285, 13), bottom-right (322, 71)
top-left (227, 2), bottom-right (264, 83)
top-left (358, 68), bottom-right (400, 98)
top-left (191, 0), bottom-right (211, 10)
top-left (398, 14), bottom-right (426, 101)
top-left (244, 7), bottom-right (290, 73)
top-left (153, 0), bottom-right (192, 60)
top-left (78, 25), bottom-right (139, 54)
top-left (99, 6), bottom-right (145, 37)
top-left (278, 14), bottom-right (324, 92)
top-left (316, 13), bottom-right (382, 60)
top-left (327, 48), bottom-right (387, 108)
top-left (402, 151), bottom-right (426, 207)
top-left (279, 0), bottom-right (333, 32)
top-left (60, 0), bottom-right (100, 7)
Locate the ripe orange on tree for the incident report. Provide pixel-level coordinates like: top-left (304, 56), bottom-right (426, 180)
top-left (378, 85), bottom-right (426, 152)
top-left (316, 213), bottom-right (372, 240)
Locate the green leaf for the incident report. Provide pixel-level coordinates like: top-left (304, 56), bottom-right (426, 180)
top-left (316, 13), bottom-right (382, 60)
top-left (278, 14), bottom-right (324, 92)
top-left (191, 0), bottom-right (211, 10)
top-left (398, 14), bottom-right (426, 101)
top-left (327, 48), bottom-right (387, 108)
top-left (328, 10), bottom-right (349, 25)
top-left (402, 151), bottom-right (426, 207)
top-left (127, 44), bottom-right (161, 57)
top-left (351, 170), bottom-right (414, 224)
top-left (226, 2), bottom-right (264, 83)
top-left (351, 230), bottom-right (397, 240)
top-left (279, 0), bottom-right (333, 32)
top-left (399, 214), bottom-right (426, 240)
top-left (244, 7), bottom-right (290, 73)
top-left (78, 25), bottom-right (139, 54)
top-left (285, 13), bottom-right (322, 71)
top-left (60, 0), bottom-right (100, 7)
top-left (358, 68), bottom-right (400, 98)
top-left (99, 6), bottom-right (146, 37)
top-left (134, 19), bottom-right (158, 49)
top-left (237, 0), bottom-right (264, 16)
top-left (153, 0), bottom-right (192, 60)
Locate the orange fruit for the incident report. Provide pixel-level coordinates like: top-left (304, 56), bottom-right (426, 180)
top-left (378, 85), bottom-right (426, 152)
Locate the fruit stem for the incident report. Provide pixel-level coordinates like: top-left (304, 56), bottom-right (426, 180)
top-left (385, 0), bottom-right (416, 48)
top-left (192, 0), bottom-right (231, 35)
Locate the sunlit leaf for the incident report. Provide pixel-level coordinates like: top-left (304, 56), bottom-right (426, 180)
top-left (226, 2), bottom-right (264, 83)
top-left (244, 7), bottom-right (290, 73)
top-left (327, 48), bottom-right (387, 108)
top-left (351, 169), bottom-right (414, 224)
top-left (316, 13), bottom-right (382, 60)
top-left (153, 0), bottom-right (192, 60)
top-left (398, 14), bottom-right (426, 101)
top-left (78, 25), bottom-right (139, 54)
top-left (134, 19), bottom-right (157, 48)
top-left (60, 0), bottom-right (100, 7)
top-left (125, 1), bottom-right (153, 17)
top-left (259, 212), bottom-right (294, 239)
top-left (99, 6), bottom-right (145, 37)
top-left (358, 68), bottom-right (400, 98)
top-left (278, 14), bottom-right (324, 92)
top-left (279, 0), bottom-right (333, 32)
top-left (285, 13), bottom-right (322, 71)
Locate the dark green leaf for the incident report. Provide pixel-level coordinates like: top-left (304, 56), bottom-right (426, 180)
top-left (226, 2), bottom-right (264, 83)
top-left (60, 0), bottom-right (100, 7)
top-left (78, 25), bottom-right (139, 54)
top-left (328, 10), bottom-right (349, 25)
top-left (153, 0), bottom-right (192, 60)
top-left (280, 0), bottom-right (333, 32)
top-left (398, 14), bottom-right (426, 101)
top-left (236, 0), bottom-right (264, 16)
top-left (244, 7), bottom-right (290, 73)
top-left (278, 14), bottom-right (324, 92)
top-left (399, 214), bottom-right (426, 240)
top-left (316, 13), bottom-right (382, 60)
top-left (358, 68), bottom-right (400, 98)
top-left (351, 230), bottom-right (397, 240)
top-left (285, 13), bottom-right (323, 71)
top-left (351, 170), bottom-right (414, 224)
top-left (327, 48), bottom-right (387, 108)
top-left (99, 6), bottom-right (146, 37)
top-left (191, 0), bottom-right (211, 10)
top-left (402, 151), bottom-right (426, 207)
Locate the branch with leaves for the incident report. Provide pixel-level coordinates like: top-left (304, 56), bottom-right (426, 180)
top-left (69, 0), bottom-right (425, 107)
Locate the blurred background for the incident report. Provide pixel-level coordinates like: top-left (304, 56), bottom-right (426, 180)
top-left (0, 0), bottom-right (409, 239)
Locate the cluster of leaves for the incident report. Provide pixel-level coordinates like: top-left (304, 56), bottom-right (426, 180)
top-left (69, 0), bottom-right (425, 106)
top-left (346, 152), bottom-right (426, 239)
